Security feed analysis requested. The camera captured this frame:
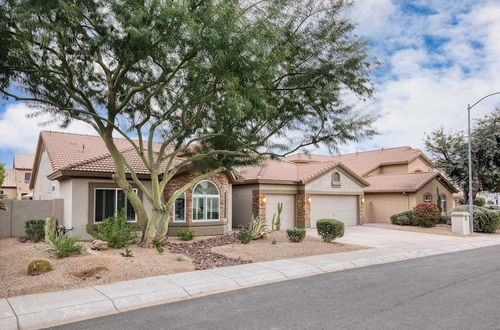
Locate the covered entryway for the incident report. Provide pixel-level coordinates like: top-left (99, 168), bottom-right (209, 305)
top-left (265, 194), bottom-right (295, 229)
top-left (310, 195), bottom-right (358, 228)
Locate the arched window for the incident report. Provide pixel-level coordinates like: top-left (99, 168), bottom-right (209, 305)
top-left (440, 194), bottom-right (447, 213)
top-left (173, 192), bottom-right (186, 222)
top-left (331, 172), bottom-right (341, 187)
top-left (424, 193), bottom-right (432, 203)
top-left (193, 180), bottom-right (220, 221)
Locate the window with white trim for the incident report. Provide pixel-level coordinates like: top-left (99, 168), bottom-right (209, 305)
top-left (440, 194), bottom-right (447, 212)
top-left (173, 192), bottom-right (186, 222)
top-left (192, 181), bottom-right (220, 221)
top-left (424, 193), bottom-right (432, 203)
top-left (24, 172), bottom-right (31, 184)
top-left (94, 188), bottom-right (137, 223)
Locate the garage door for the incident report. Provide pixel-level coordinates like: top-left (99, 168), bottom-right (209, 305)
top-left (310, 195), bottom-right (358, 228)
top-left (265, 195), bottom-right (295, 230)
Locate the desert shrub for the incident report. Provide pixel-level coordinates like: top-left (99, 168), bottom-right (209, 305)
top-left (390, 210), bottom-right (414, 225)
top-left (474, 197), bottom-right (486, 207)
top-left (237, 228), bottom-right (253, 244)
top-left (86, 210), bottom-right (137, 248)
top-left (316, 219), bottom-right (344, 242)
top-left (286, 229), bottom-right (306, 243)
top-left (177, 228), bottom-right (195, 241)
top-left (25, 219), bottom-right (46, 242)
top-left (438, 215), bottom-right (451, 225)
top-left (48, 235), bottom-right (82, 258)
top-left (44, 216), bottom-right (57, 243)
top-left (394, 215), bottom-right (411, 226)
top-left (451, 205), bottom-right (500, 233)
top-left (248, 216), bottom-right (268, 239)
top-left (120, 247), bottom-right (134, 257)
top-left (413, 203), bottom-right (440, 227)
top-left (27, 258), bottom-right (53, 275)
top-left (152, 237), bottom-right (166, 254)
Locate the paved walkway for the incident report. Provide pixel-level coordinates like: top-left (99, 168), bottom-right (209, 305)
top-left (2, 226), bottom-right (500, 329)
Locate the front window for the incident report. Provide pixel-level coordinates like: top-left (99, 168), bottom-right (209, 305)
top-left (94, 188), bottom-right (137, 223)
top-left (440, 195), bottom-right (447, 213)
top-left (24, 172), bottom-right (31, 183)
top-left (192, 181), bottom-right (220, 221)
top-left (173, 192), bottom-right (186, 222)
top-left (424, 193), bottom-right (432, 203)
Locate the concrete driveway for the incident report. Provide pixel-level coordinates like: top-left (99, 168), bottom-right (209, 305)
top-left (307, 224), bottom-right (500, 253)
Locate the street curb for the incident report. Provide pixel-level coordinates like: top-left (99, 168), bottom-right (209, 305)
top-left (4, 239), bottom-right (500, 329)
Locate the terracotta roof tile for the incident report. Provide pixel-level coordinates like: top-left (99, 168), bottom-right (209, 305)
top-left (2, 169), bottom-right (16, 188)
top-left (13, 153), bottom-right (35, 169)
top-left (363, 172), bottom-right (438, 192)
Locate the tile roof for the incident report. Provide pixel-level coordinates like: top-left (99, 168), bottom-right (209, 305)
top-left (363, 172), bottom-right (439, 192)
top-left (284, 146), bottom-right (428, 177)
top-left (13, 153), bottom-right (35, 169)
top-left (2, 169), bottom-right (16, 188)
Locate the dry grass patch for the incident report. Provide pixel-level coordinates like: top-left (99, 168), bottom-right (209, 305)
top-left (212, 231), bottom-right (368, 262)
top-left (0, 238), bottom-right (195, 298)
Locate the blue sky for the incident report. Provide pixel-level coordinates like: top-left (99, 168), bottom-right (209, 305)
top-left (1, 0), bottom-right (500, 167)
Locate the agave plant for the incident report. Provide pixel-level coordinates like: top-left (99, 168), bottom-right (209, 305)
top-left (249, 216), bottom-right (268, 240)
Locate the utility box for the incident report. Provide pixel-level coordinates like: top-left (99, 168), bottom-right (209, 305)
top-left (451, 212), bottom-right (470, 235)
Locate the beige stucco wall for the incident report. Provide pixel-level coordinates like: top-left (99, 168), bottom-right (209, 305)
top-left (305, 168), bottom-right (364, 194)
top-left (408, 157), bottom-right (433, 173)
top-left (1, 187), bottom-right (17, 199)
top-left (15, 169), bottom-right (32, 198)
top-left (379, 164), bottom-right (408, 175)
top-left (416, 178), bottom-right (454, 213)
top-left (363, 192), bottom-right (413, 223)
top-left (33, 151), bottom-right (60, 200)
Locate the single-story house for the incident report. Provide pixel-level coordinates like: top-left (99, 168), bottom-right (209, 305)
top-left (232, 159), bottom-right (369, 229)
top-left (30, 131), bottom-right (235, 238)
top-left (281, 146), bottom-right (459, 223)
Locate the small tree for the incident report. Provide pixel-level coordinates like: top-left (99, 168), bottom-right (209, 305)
top-left (436, 187), bottom-right (442, 213)
top-left (0, 163), bottom-right (5, 210)
top-left (1, 0), bottom-right (377, 245)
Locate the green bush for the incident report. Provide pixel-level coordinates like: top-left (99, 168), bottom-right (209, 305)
top-left (316, 219), bottom-right (344, 242)
top-left (48, 235), bottom-right (83, 258)
top-left (176, 228), bottom-right (195, 241)
top-left (44, 217), bottom-right (57, 243)
top-left (86, 210), bottom-right (137, 248)
top-left (286, 229), bottom-right (306, 243)
top-left (27, 258), bottom-right (53, 275)
top-left (451, 205), bottom-right (500, 233)
top-left (438, 215), bottom-right (451, 225)
top-left (237, 228), bottom-right (253, 244)
top-left (390, 210), bottom-right (414, 225)
top-left (25, 219), bottom-right (46, 242)
top-left (413, 203), bottom-right (440, 227)
top-left (474, 197), bottom-right (486, 207)
top-left (394, 215), bottom-right (412, 226)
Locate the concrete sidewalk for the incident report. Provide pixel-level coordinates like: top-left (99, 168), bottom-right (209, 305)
top-left (2, 227), bottom-right (500, 329)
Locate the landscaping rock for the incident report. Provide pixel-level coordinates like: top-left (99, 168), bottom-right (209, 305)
top-left (167, 233), bottom-right (251, 270)
top-left (90, 240), bottom-right (108, 251)
top-left (27, 259), bottom-right (53, 275)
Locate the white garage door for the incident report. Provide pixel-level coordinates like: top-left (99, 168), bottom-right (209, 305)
top-left (265, 195), bottom-right (295, 230)
top-left (310, 195), bottom-right (358, 228)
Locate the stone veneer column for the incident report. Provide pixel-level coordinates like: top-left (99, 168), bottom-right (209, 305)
top-left (358, 195), bottom-right (366, 224)
top-left (296, 193), bottom-right (311, 229)
top-left (252, 193), bottom-right (266, 222)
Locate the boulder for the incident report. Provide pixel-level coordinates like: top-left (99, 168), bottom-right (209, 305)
top-left (90, 239), bottom-right (108, 250)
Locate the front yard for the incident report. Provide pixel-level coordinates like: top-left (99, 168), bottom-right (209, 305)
top-left (0, 231), bottom-right (366, 298)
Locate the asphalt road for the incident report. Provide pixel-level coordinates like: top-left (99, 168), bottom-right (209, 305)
top-left (51, 245), bottom-right (500, 330)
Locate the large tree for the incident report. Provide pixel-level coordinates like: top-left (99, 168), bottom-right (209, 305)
top-left (0, 0), bottom-right (377, 245)
top-left (424, 108), bottom-right (500, 202)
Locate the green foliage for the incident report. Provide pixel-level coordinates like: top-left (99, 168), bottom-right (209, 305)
top-left (25, 219), bottom-right (45, 242)
top-left (120, 247), bottom-right (134, 257)
top-left (438, 215), bottom-right (451, 224)
top-left (152, 237), bottom-right (165, 254)
top-left (474, 197), bottom-right (486, 207)
top-left (44, 217), bottom-right (57, 244)
top-left (286, 229), bottom-right (306, 243)
top-left (27, 259), bottom-right (53, 275)
top-left (272, 203), bottom-right (283, 231)
top-left (413, 203), bottom-right (440, 227)
top-left (452, 206), bottom-right (500, 233)
top-left (48, 235), bottom-right (82, 258)
top-left (390, 210), bottom-right (415, 225)
top-left (0, 163), bottom-right (5, 210)
top-left (237, 228), bottom-right (253, 244)
top-left (425, 109), bottom-right (500, 200)
top-left (436, 187), bottom-right (442, 213)
top-left (86, 210), bottom-right (137, 249)
top-left (271, 239), bottom-right (278, 245)
top-left (316, 219), bottom-right (344, 242)
top-left (248, 216), bottom-right (268, 240)
top-left (176, 228), bottom-right (195, 241)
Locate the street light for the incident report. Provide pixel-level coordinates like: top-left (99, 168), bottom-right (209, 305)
top-left (466, 91), bottom-right (500, 233)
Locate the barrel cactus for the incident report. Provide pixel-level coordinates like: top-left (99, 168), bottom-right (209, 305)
top-left (27, 259), bottom-right (53, 275)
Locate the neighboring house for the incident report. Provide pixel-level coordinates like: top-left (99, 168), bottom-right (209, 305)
top-left (0, 153), bottom-right (35, 199)
top-left (477, 192), bottom-right (500, 206)
top-left (281, 147), bottom-right (458, 224)
top-left (233, 159), bottom-right (369, 229)
top-left (31, 131), bottom-right (235, 238)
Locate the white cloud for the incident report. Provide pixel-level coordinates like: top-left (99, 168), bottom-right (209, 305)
top-left (0, 103), bottom-right (97, 153)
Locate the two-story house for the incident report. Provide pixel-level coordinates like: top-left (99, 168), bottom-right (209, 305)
top-left (0, 153), bottom-right (35, 199)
